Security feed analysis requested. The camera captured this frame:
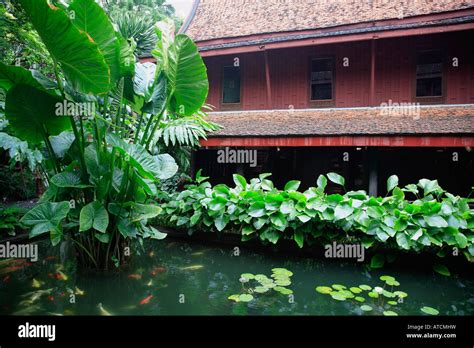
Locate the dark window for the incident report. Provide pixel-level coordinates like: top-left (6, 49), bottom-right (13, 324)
top-left (310, 58), bottom-right (333, 101)
top-left (416, 50), bottom-right (442, 97)
top-left (222, 66), bottom-right (241, 104)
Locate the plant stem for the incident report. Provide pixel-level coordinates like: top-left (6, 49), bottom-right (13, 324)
top-left (134, 112), bottom-right (145, 143)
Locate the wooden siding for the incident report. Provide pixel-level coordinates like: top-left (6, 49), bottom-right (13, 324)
top-left (203, 31), bottom-right (474, 111)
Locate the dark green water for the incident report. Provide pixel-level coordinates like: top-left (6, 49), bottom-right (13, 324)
top-left (0, 238), bottom-right (473, 316)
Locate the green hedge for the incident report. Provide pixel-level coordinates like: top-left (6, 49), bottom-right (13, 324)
top-left (156, 171), bottom-right (474, 261)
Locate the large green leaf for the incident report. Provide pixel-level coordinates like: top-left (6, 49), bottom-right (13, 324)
top-left (133, 62), bottom-right (156, 98)
top-left (5, 84), bottom-right (71, 144)
top-left (168, 34), bottom-right (208, 116)
top-left (327, 172), bottom-right (345, 186)
top-left (131, 204), bottom-right (162, 222)
top-left (153, 154), bottom-right (178, 180)
top-left (19, 0), bottom-right (110, 94)
top-left (50, 171), bottom-right (92, 188)
top-left (142, 72), bottom-right (167, 115)
top-left (79, 201), bottom-right (109, 233)
top-left (106, 133), bottom-right (160, 180)
top-left (69, 0), bottom-right (121, 87)
top-left (49, 131), bottom-right (75, 158)
top-left (0, 63), bottom-right (46, 92)
top-left (20, 201), bottom-right (70, 238)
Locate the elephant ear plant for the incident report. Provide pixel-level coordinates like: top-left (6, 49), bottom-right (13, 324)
top-left (0, 0), bottom-right (211, 269)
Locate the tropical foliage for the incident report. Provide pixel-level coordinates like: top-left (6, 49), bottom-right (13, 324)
top-left (156, 171), bottom-right (474, 260)
top-left (0, 0), bottom-right (213, 269)
top-left (0, 204), bottom-right (27, 236)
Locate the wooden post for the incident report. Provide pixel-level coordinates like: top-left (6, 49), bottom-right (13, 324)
top-left (368, 148), bottom-right (378, 196)
top-left (370, 39), bottom-right (376, 106)
top-left (264, 50), bottom-right (272, 108)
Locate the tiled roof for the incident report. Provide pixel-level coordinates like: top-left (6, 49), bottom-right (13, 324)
top-left (205, 106), bottom-right (474, 137)
top-left (185, 0), bottom-right (474, 42)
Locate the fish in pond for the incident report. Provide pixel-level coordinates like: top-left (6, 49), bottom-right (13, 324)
top-left (13, 304), bottom-right (41, 315)
top-left (190, 252), bottom-right (205, 256)
top-left (32, 278), bottom-right (43, 288)
top-left (21, 288), bottom-right (53, 303)
top-left (139, 295), bottom-right (153, 305)
top-left (74, 286), bottom-right (85, 296)
top-left (47, 295), bottom-right (55, 302)
top-left (146, 279), bottom-right (153, 287)
top-left (128, 274), bottom-right (142, 280)
top-left (47, 312), bottom-right (63, 316)
top-left (97, 303), bottom-right (112, 316)
top-left (121, 304), bottom-right (137, 310)
top-left (150, 266), bottom-right (166, 276)
top-left (149, 251), bottom-right (155, 257)
top-left (0, 266), bottom-right (23, 275)
top-left (55, 270), bottom-right (68, 281)
top-left (179, 265), bottom-right (204, 271)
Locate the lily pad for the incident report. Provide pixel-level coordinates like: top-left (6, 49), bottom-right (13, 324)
top-left (359, 284), bottom-right (372, 291)
top-left (316, 286), bottom-right (333, 294)
top-left (273, 286), bottom-right (293, 295)
top-left (394, 291), bottom-right (408, 298)
top-left (253, 286), bottom-right (269, 293)
top-left (368, 291), bottom-right (379, 298)
top-left (380, 275), bottom-right (395, 282)
top-left (330, 292), bottom-right (347, 301)
top-left (332, 284), bottom-right (346, 291)
top-left (421, 306), bottom-right (439, 315)
top-left (228, 294), bottom-right (240, 302)
top-left (383, 310), bottom-right (398, 316)
top-left (355, 296), bottom-right (365, 302)
top-left (275, 279), bottom-right (291, 286)
top-left (350, 287), bottom-right (362, 294)
top-left (271, 268), bottom-right (293, 276)
top-left (239, 294), bottom-right (254, 302)
top-left (241, 273), bottom-right (254, 279)
top-left (360, 305), bottom-right (373, 312)
top-left (388, 301), bottom-right (398, 305)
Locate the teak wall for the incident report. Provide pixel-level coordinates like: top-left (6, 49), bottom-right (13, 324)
top-left (203, 30), bottom-right (474, 111)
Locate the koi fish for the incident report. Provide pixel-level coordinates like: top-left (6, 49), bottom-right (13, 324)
top-left (13, 304), bottom-right (41, 315)
top-left (149, 251), bottom-right (155, 257)
top-left (47, 295), bottom-right (55, 302)
top-left (139, 295), bottom-right (153, 305)
top-left (179, 265), bottom-right (204, 271)
top-left (128, 274), bottom-right (142, 280)
top-left (150, 266), bottom-right (166, 276)
top-left (146, 279), bottom-right (153, 287)
top-left (32, 278), bottom-right (43, 288)
top-left (55, 271), bottom-right (68, 281)
top-left (74, 286), bottom-right (85, 296)
top-left (97, 303), bottom-right (112, 316)
top-left (21, 288), bottom-right (53, 303)
top-left (47, 312), bottom-right (64, 316)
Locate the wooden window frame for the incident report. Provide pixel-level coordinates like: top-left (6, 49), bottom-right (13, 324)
top-left (221, 64), bottom-right (242, 110)
top-left (308, 55), bottom-right (336, 108)
top-left (413, 48), bottom-right (446, 104)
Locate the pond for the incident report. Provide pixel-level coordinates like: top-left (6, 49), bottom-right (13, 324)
top-left (1, 238), bottom-right (473, 316)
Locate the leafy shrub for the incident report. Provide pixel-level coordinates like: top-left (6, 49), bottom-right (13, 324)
top-left (0, 204), bottom-right (27, 237)
top-left (156, 171), bottom-right (474, 261)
